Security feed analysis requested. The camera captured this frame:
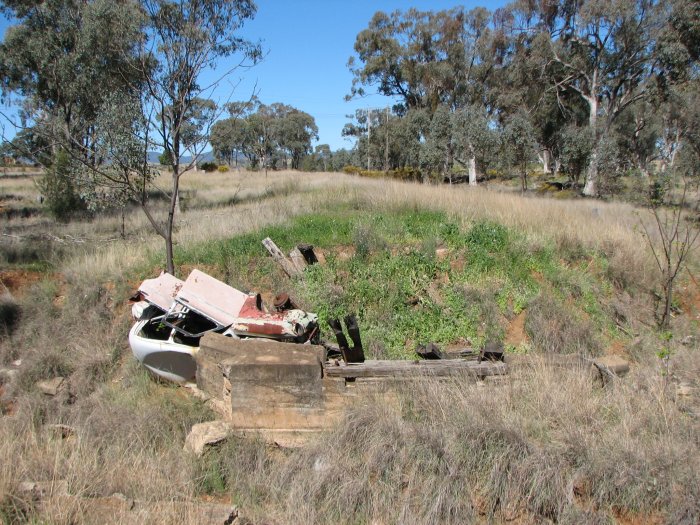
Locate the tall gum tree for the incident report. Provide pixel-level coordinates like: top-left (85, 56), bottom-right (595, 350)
top-left (508, 0), bottom-right (666, 196)
top-left (348, 7), bottom-right (499, 184)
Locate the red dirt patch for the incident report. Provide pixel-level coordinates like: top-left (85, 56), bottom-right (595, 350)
top-left (505, 310), bottom-right (528, 347)
top-left (0, 269), bottom-right (45, 297)
top-left (677, 272), bottom-right (700, 321)
top-left (334, 245), bottom-right (356, 260)
top-left (613, 509), bottom-right (665, 525)
top-left (449, 251), bottom-right (467, 273)
top-left (0, 384), bottom-right (15, 416)
top-left (606, 339), bottom-right (627, 357)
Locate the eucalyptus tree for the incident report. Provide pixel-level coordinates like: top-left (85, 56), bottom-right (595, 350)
top-left (0, 0), bottom-right (260, 273)
top-left (348, 7), bottom-right (500, 183)
top-left (315, 144), bottom-right (331, 171)
top-left (0, 0), bottom-right (145, 164)
top-left (134, 0), bottom-right (260, 274)
top-left (506, 0), bottom-right (668, 196)
top-left (269, 104), bottom-right (318, 169)
top-left (0, 0), bottom-right (146, 218)
top-left (502, 110), bottom-right (537, 192)
top-left (451, 105), bottom-right (498, 185)
top-left (210, 98), bottom-right (258, 167)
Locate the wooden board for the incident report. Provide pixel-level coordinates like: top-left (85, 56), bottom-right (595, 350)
top-left (324, 359), bottom-right (507, 378)
top-left (262, 237), bottom-right (300, 277)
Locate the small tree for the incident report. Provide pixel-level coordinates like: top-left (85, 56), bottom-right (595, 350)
top-left (502, 111), bottom-right (537, 192)
top-left (641, 175), bottom-right (700, 329)
top-left (136, 0), bottom-right (260, 274)
top-left (36, 149), bottom-right (88, 221)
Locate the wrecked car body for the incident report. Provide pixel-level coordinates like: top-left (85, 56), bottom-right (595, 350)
top-left (129, 269), bottom-right (319, 382)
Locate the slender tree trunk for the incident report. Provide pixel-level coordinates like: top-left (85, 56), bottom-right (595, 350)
top-left (582, 89), bottom-right (599, 197)
top-left (662, 273), bottom-right (673, 329)
top-left (165, 168), bottom-right (180, 275)
top-left (468, 153), bottom-right (477, 186)
top-left (539, 150), bottom-right (551, 174)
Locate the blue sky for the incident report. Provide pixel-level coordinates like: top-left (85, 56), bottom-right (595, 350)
top-left (1, 0), bottom-right (508, 151)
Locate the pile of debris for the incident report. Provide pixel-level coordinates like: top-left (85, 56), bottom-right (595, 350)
top-left (129, 269), bottom-right (319, 383)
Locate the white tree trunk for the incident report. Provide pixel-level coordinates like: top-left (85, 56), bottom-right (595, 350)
top-left (538, 150), bottom-right (551, 174)
top-left (582, 93), bottom-right (599, 197)
top-left (468, 155), bottom-right (477, 186)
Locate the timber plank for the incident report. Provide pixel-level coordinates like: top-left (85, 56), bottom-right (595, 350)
top-left (324, 359), bottom-right (507, 378)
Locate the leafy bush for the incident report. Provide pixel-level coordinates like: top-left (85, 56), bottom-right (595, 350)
top-left (200, 161), bottom-right (218, 172)
top-left (158, 150), bottom-right (173, 166)
top-left (217, 165), bottom-right (229, 172)
top-left (35, 150), bottom-right (88, 221)
top-left (465, 221), bottom-right (509, 252)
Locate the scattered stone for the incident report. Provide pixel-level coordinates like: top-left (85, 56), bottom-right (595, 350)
top-left (11, 359), bottom-right (21, 367)
top-left (184, 420), bottom-right (233, 456)
top-left (676, 383), bottom-right (695, 398)
top-left (36, 377), bottom-right (66, 396)
top-left (183, 382), bottom-right (211, 402)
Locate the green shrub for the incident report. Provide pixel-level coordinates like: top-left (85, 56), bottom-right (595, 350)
top-left (35, 150), bottom-right (88, 221)
top-left (200, 162), bottom-right (218, 172)
top-left (217, 165), bottom-right (229, 172)
top-left (158, 150), bottom-right (173, 166)
top-left (465, 221), bottom-right (509, 252)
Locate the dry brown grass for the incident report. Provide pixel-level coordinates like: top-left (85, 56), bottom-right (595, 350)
top-left (3, 170), bottom-right (656, 287)
top-left (1, 170), bottom-right (698, 524)
top-left (181, 354), bottom-right (700, 524)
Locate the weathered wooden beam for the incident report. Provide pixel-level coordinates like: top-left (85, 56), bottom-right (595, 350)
top-left (288, 247), bottom-right (308, 274)
top-left (324, 359), bottom-right (507, 378)
top-left (262, 237), bottom-right (301, 277)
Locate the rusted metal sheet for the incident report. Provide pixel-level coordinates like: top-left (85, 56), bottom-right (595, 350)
top-left (235, 295), bottom-right (317, 340)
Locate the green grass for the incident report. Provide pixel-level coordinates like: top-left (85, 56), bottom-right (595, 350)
top-left (173, 209), bottom-right (618, 358)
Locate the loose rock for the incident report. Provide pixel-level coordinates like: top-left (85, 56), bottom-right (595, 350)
top-left (36, 377), bottom-right (66, 396)
top-left (184, 420), bottom-right (233, 456)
